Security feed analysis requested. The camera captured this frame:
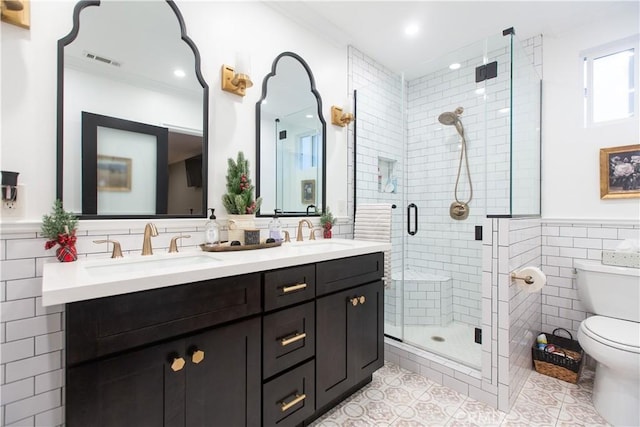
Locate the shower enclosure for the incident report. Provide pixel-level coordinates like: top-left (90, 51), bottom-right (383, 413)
top-left (352, 30), bottom-right (541, 370)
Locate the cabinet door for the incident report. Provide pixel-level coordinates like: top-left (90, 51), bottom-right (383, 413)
top-left (316, 281), bottom-right (384, 411)
top-left (315, 286), bottom-right (351, 410)
top-left (350, 280), bottom-right (384, 382)
top-left (185, 317), bottom-right (261, 427)
top-left (66, 339), bottom-right (186, 427)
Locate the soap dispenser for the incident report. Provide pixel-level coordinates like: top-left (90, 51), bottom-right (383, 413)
top-left (204, 208), bottom-right (220, 246)
top-left (268, 209), bottom-right (283, 242)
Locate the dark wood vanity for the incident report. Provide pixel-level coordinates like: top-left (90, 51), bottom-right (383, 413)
top-left (65, 252), bottom-right (384, 426)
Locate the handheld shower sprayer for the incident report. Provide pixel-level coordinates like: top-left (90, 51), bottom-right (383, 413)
top-left (438, 107), bottom-right (465, 137)
top-left (438, 106), bottom-right (472, 220)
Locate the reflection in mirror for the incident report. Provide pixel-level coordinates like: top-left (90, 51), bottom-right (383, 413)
top-left (256, 52), bottom-right (326, 217)
top-left (57, 0), bottom-right (208, 218)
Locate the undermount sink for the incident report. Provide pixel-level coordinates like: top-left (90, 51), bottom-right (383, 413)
top-left (85, 254), bottom-right (221, 276)
top-left (286, 240), bottom-right (357, 253)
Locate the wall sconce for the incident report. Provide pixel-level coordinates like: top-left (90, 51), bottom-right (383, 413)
top-left (221, 57), bottom-right (253, 97)
top-left (331, 96), bottom-right (354, 127)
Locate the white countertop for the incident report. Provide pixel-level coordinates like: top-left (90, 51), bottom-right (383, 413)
top-left (42, 238), bottom-right (391, 306)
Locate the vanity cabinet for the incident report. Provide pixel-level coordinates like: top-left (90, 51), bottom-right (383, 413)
top-left (315, 253), bottom-right (385, 413)
top-left (64, 251), bottom-right (384, 426)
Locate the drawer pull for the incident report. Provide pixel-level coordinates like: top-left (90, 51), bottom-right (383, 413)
top-left (282, 283), bottom-right (307, 294)
top-left (281, 393), bottom-right (306, 412)
top-left (350, 297), bottom-right (359, 307)
top-left (359, 295), bottom-right (366, 305)
top-left (280, 332), bottom-right (306, 347)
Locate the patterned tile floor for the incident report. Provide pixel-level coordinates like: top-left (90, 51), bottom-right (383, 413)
top-left (310, 361), bottom-right (609, 426)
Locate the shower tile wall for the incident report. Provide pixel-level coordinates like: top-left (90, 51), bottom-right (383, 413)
top-left (483, 217), bottom-right (542, 411)
top-left (540, 220), bottom-right (640, 337)
top-left (348, 46), bottom-right (405, 326)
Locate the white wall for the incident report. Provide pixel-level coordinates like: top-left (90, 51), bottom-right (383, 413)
top-left (0, 0), bottom-right (349, 223)
top-left (542, 5), bottom-right (640, 220)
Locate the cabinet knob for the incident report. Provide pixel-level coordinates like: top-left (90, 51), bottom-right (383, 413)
top-left (168, 354), bottom-right (186, 372)
top-left (190, 348), bottom-right (205, 364)
top-left (350, 297), bottom-right (359, 307)
top-left (359, 295), bottom-right (366, 305)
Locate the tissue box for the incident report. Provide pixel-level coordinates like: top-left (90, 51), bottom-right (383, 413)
top-left (601, 251), bottom-right (640, 268)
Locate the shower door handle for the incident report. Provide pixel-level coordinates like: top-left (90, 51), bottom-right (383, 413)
top-left (407, 203), bottom-right (418, 236)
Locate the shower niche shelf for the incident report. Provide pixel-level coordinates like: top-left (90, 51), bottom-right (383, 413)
top-left (378, 157), bottom-right (397, 193)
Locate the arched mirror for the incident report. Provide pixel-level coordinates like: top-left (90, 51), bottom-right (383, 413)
top-left (256, 52), bottom-right (326, 217)
top-left (57, 0), bottom-right (208, 218)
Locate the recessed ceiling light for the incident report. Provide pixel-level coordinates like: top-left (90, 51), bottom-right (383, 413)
top-left (449, 63), bottom-right (461, 70)
top-left (173, 69), bottom-right (186, 78)
top-left (404, 24), bottom-right (419, 37)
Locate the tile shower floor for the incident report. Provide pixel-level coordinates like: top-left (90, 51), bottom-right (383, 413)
top-left (310, 361), bottom-right (609, 426)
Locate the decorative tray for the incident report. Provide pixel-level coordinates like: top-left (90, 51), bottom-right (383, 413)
top-left (199, 241), bottom-right (282, 252)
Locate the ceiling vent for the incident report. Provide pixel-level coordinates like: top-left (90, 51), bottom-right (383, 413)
top-left (83, 51), bottom-right (121, 67)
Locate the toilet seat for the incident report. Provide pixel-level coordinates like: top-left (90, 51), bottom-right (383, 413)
top-left (580, 315), bottom-right (640, 354)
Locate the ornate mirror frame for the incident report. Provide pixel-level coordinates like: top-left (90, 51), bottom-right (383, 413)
top-left (56, 0), bottom-right (209, 219)
top-left (255, 51), bottom-right (326, 218)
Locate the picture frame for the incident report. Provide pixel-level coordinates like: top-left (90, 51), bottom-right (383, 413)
top-left (599, 144), bottom-right (640, 199)
top-left (1, 0), bottom-right (30, 29)
top-left (301, 179), bottom-right (316, 204)
top-left (97, 155), bottom-right (132, 192)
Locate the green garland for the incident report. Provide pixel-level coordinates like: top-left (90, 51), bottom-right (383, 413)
top-left (41, 199), bottom-right (78, 240)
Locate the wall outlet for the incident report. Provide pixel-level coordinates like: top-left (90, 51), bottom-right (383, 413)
top-left (1, 184), bottom-right (25, 219)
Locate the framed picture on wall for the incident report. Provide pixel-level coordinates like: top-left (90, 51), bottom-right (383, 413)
top-left (97, 155), bottom-right (132, 192)
top-left (599, 144), bottom-right (640, 199)
top-left (301, 179), bottom-right (316, 204)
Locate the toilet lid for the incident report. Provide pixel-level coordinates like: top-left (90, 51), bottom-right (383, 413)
top-left (582, 316), bottom-right (640, 353)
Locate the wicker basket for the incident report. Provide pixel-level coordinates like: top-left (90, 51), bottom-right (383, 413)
top-left (532, 328), bottom-right (584, 384)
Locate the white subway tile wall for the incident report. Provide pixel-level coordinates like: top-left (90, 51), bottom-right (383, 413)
top-left (0, 218), bottom-right (350, 426)
top-left (540, 220), bottom-right (640, 337)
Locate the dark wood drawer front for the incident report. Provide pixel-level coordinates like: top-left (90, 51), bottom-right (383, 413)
top-left (263, 301), bottom-right (315, 379)
top-left (263, 360), bottom-right (315, 427)
top-left (316, 252), bottom-right (384, 296)
top-left (264, 264), bottom-right (315, 311)
top-left (67, 273), bottom-right (261, 366)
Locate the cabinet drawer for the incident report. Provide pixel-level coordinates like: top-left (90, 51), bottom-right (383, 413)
top-left (67, 273), bottom-right (261, 366)
top-left (263, 301), bottom-right (315, 379)
top-left (264, 264), bottom-right (315, 311)
top-left (263, 360), bottom-right (315, 427)
top-left (316, 252), bottom-right (384, 296)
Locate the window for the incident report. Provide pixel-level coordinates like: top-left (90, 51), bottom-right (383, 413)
top-left (583, 35), bottom-right (638, 126)
top-left (298, 133), bottom-right (318, 169)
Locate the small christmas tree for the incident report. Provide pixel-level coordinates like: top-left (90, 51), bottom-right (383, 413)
top-left (41, 199), bottom-right (79, 262)
top-left (222, 151), bottom-right (262, 214)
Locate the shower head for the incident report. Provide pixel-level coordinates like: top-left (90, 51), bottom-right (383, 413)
top-left (438, 112), bottom-right (459, 126)
top-left (438, 106), bottom-right (464, 126)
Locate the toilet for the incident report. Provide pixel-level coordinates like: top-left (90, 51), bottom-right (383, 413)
top-left (575, 259), bottom-right (640, 427)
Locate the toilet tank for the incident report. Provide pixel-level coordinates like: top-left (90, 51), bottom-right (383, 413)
top-left (575, 259), bottom-right (640, 322)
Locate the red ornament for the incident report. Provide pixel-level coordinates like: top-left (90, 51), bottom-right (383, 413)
top-left (323, 224), bottom-right (332, 239)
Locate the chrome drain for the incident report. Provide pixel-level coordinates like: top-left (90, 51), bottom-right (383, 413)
top-left (431, 336), bottom-right (445, 342)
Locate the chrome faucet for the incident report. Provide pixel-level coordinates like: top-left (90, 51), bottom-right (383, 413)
top-left (296, 219), bottom-right (313, 241)
top-left (142, 223), bottom-right (158, 255)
